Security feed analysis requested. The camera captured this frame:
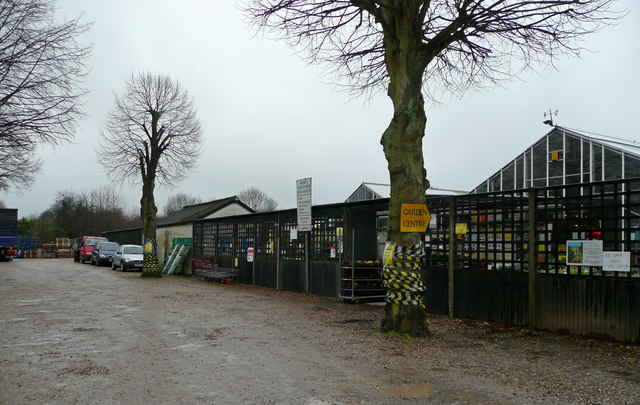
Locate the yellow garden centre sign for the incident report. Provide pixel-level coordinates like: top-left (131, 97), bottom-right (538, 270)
top-left (400, 203), bottom-right (431, 232)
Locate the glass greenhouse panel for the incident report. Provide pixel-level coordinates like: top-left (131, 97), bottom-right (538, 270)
top-left (626, 156), bottom-right (640, 179)
top-left (566, 135), bottom-right (581, 176)
top-left (604, 148), bottom-right (622, 180)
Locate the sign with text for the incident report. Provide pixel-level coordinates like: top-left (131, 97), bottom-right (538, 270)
top-left (603, 251), bottom-right (630, 272)
top-left (566, 240), bottom-right (603, 266)
top-left (400, 203), bottom-right (431, 233)
top-left (296, 177), bottom-right (312, 232)
top-left (247, 247), bottom-right (254, 263)
top-left (384, 243), bottom-right (395, 265)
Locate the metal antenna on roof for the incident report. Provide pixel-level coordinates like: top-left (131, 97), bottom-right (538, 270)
top-left (543, 109), bottom-right (558, 126)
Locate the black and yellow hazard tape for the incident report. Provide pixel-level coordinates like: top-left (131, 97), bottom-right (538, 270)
top-left (386, 291), bottom-right (424, 307)
top-left (382, 281), bottom-right (425, 293)
top-left (382, 242), bottom-right (426, 310)
top-left (143, 255), bottom-right (160, 272)
top-left (393, 253), bottom-right (425, 263)
top-left (382, 271), bottom-right (421, 284)
top-left (392, 259), bottom-right (424, 269)
top-left (394, 244), bottom-right (426, 258)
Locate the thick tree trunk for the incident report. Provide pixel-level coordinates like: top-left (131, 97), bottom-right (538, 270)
top-left (140, 174), bottom-right (160, 278)
top-left (140, 111), bottom-right (163, 278)
top-left (378, 3), bottom-right (430, 337)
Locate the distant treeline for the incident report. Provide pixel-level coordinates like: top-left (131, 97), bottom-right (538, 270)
top-left (18, 187), bottom-right (141, 242)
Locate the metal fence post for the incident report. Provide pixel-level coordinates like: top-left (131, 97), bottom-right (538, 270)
top-left (305, 231), bottom-right (310, 293)
top-left (277, 218), bottom-right (282, 290)
top-left (448, 196), bottom-right (456, 317)
top-left (528, 188), bottom-right (537, 329)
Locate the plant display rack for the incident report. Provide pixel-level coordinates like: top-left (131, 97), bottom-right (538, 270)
top-left (339, 261), bottom-right (386, 303)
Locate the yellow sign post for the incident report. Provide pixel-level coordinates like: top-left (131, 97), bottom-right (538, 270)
top-left (384, 243), bottom-right (395, 265)
top-left (400, 203), bottom-right (431, 232)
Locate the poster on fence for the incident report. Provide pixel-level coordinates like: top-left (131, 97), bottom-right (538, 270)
top-left (602, 251), bottom-right (630, 272)
top-left (566, 240), bottom-right (603, 266)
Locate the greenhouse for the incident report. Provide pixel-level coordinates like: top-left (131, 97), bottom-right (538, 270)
top-left (472, 126), bottom-right (640, 193)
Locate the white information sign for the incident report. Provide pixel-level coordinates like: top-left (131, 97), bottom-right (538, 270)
top-left (566, 240), bottom-right (603, 266)
top-left (247, 247), bottom-right (254, 263)
top-left (603, 251), bottom-right (630, 272)
top-left (296, 177), bottom-right (312, 232)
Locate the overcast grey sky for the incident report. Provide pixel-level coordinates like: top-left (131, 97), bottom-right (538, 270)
top-left (2, 0), bottom-right (639, 218)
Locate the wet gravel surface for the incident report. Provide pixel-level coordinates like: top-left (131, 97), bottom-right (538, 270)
top-left (1, 259), bottom-right (638, 404)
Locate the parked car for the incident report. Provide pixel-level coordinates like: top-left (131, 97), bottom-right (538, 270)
top-left (71, 238), bottom-right (80, 262)
top-left (79, 236), bottom-right (108, 263)
top-left (112, 244), bottom-right (144, 271)
top-left (91, 241), bottom-right (120, 266)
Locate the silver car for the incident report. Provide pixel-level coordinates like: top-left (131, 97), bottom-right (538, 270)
top-left (112, 244), bottom-right (144, 271)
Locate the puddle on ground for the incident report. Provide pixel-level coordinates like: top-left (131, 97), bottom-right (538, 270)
top-left (384, 383), bottom-right (436, 398)
top-left (172, 342), bottom-right (207, 351)
top-left (17, 299), bottom-right (43, 306)
top-left (113, 304), bottom-right (139, 312)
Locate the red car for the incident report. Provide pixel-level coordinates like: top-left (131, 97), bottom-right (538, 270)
top-left (78, 236), bottom-right (108, 264)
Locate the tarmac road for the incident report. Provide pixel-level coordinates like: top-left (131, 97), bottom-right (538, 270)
top-left (1, 258), bottom-right (638, 404)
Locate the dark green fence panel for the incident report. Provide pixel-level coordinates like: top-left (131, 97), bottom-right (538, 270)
top-left (236, 258), bottom-right (253, 284)
top-left (255, 258), bottom-right (277, 289)
top-left (536, 274), bottom-right (640, 342)
top-left (423, 266), bottom-right (448, 315)
top-left (310, 262), bottom-right (339, 298)
top-left (281, 260), bottom-right (305, 292)
top-left (454, 269), bottom-right (528, 326)
top-left (217, 256), bottom-right (233, 268)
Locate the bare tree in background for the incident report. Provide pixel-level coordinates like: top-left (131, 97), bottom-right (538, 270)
top-left (238, 187), bottom-right (278, 212)
top-left (163, 193), bottom-right (203, 217)
top-left (98, 72), bottom-right (202, 277)
top-left (244, 0), bottom-right (619, 336)
top-left (0, 0), bottom-right (90, 191)
top-left (30, 186), bottom-right (139, 240)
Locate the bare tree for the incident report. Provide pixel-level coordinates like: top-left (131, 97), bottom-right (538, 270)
top-left (238, 187), bottom-right (278, 212)
top-left (0, 0), bottom-right (90, 191)
top-left (47, 186), bottom-right (133, 238)
top-left (244, 0), bottom-right (619, 336)
top-left (98, 72), bottom-right (202, 276)
top-left (163, 192), bottom-right (203, 217)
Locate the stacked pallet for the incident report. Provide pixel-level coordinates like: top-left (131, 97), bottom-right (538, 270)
top-left (56, 238), bottom-right (70, 250)
top-left (23, 250), bottom-right (38, 258)
top-left (41, 243), bottom-right (58, 259)
top-left (57, 249), bottom-right (72, 258)
top-left (56, 237), bottom-right (71, 257)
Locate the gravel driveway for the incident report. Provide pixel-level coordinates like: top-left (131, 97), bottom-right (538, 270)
top-left (1, 259), bottom-right (638, 404)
